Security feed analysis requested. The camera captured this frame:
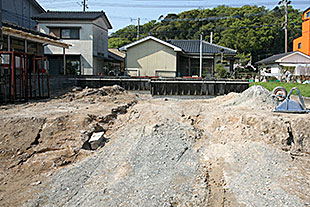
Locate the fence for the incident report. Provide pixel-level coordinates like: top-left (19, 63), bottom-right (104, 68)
top-left (71, 76), bottom-right (249, 96)
top-left (0, 51), bottom-right (49, 103)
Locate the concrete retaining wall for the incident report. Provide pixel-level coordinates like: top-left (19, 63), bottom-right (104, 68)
top-left (49, 75), bottom-right (77, 97)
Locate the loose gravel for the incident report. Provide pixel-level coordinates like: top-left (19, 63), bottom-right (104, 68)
top-left (26, 120), bottom-right (208, 207)
top-left (224, 85), bottom-right (278, 110)
top-left (22, 86), bottom-right (310, 207)
top-left (204, 141), bottom-right (305, 207)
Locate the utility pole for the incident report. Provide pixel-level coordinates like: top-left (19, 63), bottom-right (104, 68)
top-left (199, 33), bottom-right (203, 78)
top-left (137, 18), bottom-right (140, 39)
top-left (81, 0), bottom-right (88, 12)
top-left (285, 0), bottom-right (288, 53)
top-left (279, 0), bottom-right (291, 53)
top-left (210, 31), bottom-right (213, 44)
top-left (0, 0), bottom-right (2, 50)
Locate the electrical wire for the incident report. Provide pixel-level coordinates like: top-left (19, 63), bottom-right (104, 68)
top-left (38, 0), bottom-right (310, 9)
top-left (109, 19), bottom-right (305, 38)
top-left (2, 9), bottom-right (38, 24)
top-left (162, 11), bottom-right (269, 22)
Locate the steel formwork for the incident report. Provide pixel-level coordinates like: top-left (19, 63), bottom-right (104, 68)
top-left (0, 51), bottom-right (50, 103)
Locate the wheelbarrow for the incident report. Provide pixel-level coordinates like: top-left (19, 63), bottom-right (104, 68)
top-left (272, 87), bottom-right (309, 113)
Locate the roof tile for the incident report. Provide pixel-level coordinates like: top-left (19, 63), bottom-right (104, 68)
top-left (167, 40), bottom-right (237, 54)
top-left (256, 52), bottom-right (294, 65)
top-left (33, 11), bottom-right (112, 29)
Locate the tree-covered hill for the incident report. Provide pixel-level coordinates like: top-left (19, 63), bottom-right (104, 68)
top-left (109, 5), bottom-right (303, 63)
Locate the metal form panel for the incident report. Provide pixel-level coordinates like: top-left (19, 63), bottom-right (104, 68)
top-left (71, 76), bottom-right (249, 96)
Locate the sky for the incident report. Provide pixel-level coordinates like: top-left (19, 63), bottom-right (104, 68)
top-left (37, 0), bottom-right (310, 34)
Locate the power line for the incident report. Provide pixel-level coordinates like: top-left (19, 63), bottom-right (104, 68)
top-left (110, 23), bottom-right (286, 38)
top-left (77, 0), bottom-right (89, 11)
top-left (38, 0), bottom-right (310, 9)
top-left (109, 15), bottom-right (149, 20)
top-left (163, 11), bottom-right (268, 22)
top-left (110, 19), bottom-right (306, 41)
top-left (134, 0), bottom-right (205, 1)
top-left (2, 9), bottom-right (37, 24)
top-left (279, 0), bottom-right (291, 53)
top-left (89, 1), bottom-right (310, 9)
top-left (109, 10), bottom-right (304, 37)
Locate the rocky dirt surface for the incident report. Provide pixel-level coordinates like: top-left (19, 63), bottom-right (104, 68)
top-left (1, 85), bottom-right (310, 207)
top-left (0, 85), bottom-right (137, 206)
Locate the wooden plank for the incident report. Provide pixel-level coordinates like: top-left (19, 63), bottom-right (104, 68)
top-left (33, 59), bottom-right (36, 98)
top-left (11, 52), bottom-right (15, 102)
top-left (46, 58), bottom-right (50, 98)
top-left (24, 55), bottom-right (29, 101)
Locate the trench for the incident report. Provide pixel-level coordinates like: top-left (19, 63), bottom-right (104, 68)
top-left (82, 100), bottom-right (138, 150)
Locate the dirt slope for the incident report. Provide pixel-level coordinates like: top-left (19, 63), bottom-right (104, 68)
top-left (0, 86), bottom-right (137, 206)
top-left (1, 85), bottom-right (310, 207)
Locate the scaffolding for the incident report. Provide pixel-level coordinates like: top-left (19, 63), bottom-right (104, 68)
top-left (0, 51), bottom-right (49, 103)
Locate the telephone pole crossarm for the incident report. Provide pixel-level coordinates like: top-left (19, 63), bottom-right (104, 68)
top-left (279, 0), bottom-right (291, 53)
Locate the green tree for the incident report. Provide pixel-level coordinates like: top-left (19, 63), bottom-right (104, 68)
top-left (109, 5), bottom-right (303, 62)
top-left (215, 64), bottom-right (229, 78)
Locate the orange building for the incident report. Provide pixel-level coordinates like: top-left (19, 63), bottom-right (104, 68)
top-left (293, 7), bottom-right (310, 56)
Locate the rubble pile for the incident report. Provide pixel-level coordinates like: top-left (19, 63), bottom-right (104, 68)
top-left (80, 100), bottom-right (137, 150)
top-left (61, 85), bottom-right (126, 102)
top-left (224, 85), bottom-right (277, 110)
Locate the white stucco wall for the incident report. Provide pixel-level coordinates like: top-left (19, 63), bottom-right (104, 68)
top-left (38, 22), bottom-right (94, 75)
top-left (37, 19), bottom-right (110, 75)
top-left (277, 52), bottom-right (310, 64)
top-left (270, 64), bottom-right (281, 74)
top-left (126, 39), bottom-right (177, 77)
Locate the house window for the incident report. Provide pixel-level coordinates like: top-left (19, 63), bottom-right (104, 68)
top-left (66, 56), bottom-right (81, 75)
top-left (306, 11), bottom-right (310, 18)
top-left (298, 42), bottom-right (301, 49)
top-left (49, 28), bottom-right (60, 38)
top-left (49, 28), bottom-right (80, 39)
top-left (48, 55), bottom-right (81, 75)
top-left (61, 29), bottom-right (71, 39)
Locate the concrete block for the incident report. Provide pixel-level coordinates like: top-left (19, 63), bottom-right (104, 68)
top-left (89, 132), bottom-right (105, 150)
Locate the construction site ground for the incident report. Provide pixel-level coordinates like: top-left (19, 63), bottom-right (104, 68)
top-left (0, 85), bottom-right (310, 207)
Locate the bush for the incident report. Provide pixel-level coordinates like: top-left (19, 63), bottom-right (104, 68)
top-left (215, 64), bottom-right (229, 78)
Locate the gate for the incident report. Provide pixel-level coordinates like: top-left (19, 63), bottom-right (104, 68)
top-left (0, 51), bottom-right (50, 103)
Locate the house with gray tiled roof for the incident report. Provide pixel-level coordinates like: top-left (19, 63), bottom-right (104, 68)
top-left (33, 11), bottom-right (112, 75)
top-left (120, 36), bottom-right (237, 77)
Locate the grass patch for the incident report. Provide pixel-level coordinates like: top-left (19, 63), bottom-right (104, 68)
top-left (250, 82), bottom-right (310, 97)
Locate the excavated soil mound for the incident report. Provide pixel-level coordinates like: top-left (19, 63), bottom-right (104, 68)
top-left (0, 86), bottom-right (137, 207)
top-left (224, 85), bottom-right (277, 110)
top-left (60, 85), bottom-right (127, 102)
top-left (2, 85), bottom-right (310, 207)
